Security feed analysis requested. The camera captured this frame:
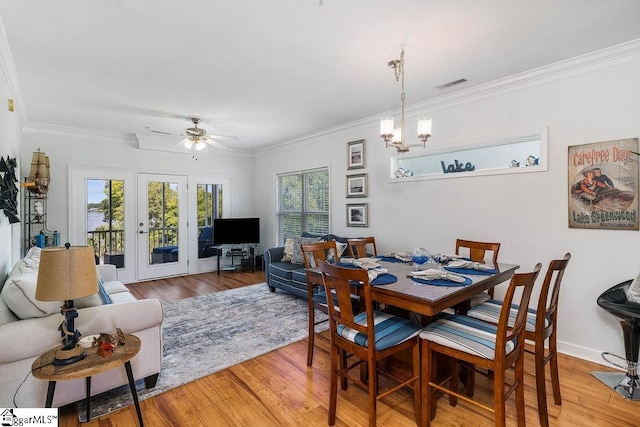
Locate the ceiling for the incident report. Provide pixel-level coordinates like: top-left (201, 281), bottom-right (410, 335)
top-left (1, 1), bottom-right (640, 152)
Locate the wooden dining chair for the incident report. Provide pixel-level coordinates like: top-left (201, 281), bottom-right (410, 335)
top-left (318, 262), bottom-right (421, 427)
top-left (455, 239), bottom-right (501, 301)
top-left (301, 241), bottom-right (357, 367)
top-left (466, 253), bottom-right (571, 427)
top-left (420, 263), bottom-right (541, 427)
top-left (347, 237), bottom-right (378, 258)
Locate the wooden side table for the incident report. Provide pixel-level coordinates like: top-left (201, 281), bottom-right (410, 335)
top-left (31, 333), bottom-right (144, 426)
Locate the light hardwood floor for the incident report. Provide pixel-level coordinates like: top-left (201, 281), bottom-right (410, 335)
top-left (57, 271), bottom-right (635, 426)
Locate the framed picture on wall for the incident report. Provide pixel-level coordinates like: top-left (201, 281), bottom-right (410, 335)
top-left (346, 173), bottom-right (367, 198)
top-left (567, 137), bottom-right (639, 230)
top-left (347, 139), bottom-right (365, 169)
top-left (346, 203), bottom-right (368, 227)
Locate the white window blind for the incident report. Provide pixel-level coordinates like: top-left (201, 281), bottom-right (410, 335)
top-left (275, 167), bottom-right (329, 246)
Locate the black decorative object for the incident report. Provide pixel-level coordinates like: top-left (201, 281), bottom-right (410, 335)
top-left (0, 155), bottom-right (19, 223)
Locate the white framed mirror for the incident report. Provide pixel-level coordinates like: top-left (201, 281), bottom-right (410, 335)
top-left (388, 128), bottom-right (548, 182)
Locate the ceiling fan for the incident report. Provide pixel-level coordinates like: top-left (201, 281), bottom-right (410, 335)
top-left (155, 117), bottom-right (239, 150)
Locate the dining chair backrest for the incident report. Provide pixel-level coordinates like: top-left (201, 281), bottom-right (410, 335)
top-left (318, 262), bottom-right (371, 341)
top-left (534, 252), bottom-right (571, 339)
top-left (318, 261), bottom-right (421, 426)
top-left (301, 240), bottom-right (340, 269)
top-left (498, 264), bottom-right (541, 351)
top-left (419, 263), bottom-right (541, 427)
top-left (347, 237), bottom-right (378, 258)
top-left (455, 239), bottom-right (500, 265)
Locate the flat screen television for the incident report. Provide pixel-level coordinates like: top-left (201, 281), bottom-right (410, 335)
top-left (213, 217), bottom-right (260, 245)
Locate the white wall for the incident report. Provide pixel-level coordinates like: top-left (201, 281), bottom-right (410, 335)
top-left (254, 48), bottom-right (640, 365)
top-left (0, 64), bottom-right (22, 278)
top-left (20, 131), bottom-right (257, 251)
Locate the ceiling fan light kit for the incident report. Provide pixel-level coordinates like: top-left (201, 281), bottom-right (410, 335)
top-left (176, 117), bottom-right (238, 151)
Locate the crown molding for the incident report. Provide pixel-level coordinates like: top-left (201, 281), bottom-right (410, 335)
top-left (266, 38), bottom-right (640, 152)
top-left (23, 121), bottom-right (137, 142)
top-left (403, 38), bottom-right (640, 114)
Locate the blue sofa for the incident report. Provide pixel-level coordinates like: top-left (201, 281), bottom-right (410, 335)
top-left (264, 233), bottom-right (349, 298)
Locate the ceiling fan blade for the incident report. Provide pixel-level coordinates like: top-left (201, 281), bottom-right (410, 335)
top-left (206, 133), bottom-right (239, 141)
top-left (204, 140), bottom-right (227, 150)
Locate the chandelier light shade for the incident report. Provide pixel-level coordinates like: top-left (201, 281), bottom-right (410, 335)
top-left (380, 48), bottom-right (432, 154)
top-left (380, 117), bottom-right (394, 142)
top-left (417, 117), bottom-right (432, 142)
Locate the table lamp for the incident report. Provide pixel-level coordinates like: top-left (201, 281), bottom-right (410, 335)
top-left (35, 244), bottom-right (98, 365)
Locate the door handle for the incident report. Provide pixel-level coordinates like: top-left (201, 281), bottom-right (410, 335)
top-left (139, 230), bottom-right (148, 234)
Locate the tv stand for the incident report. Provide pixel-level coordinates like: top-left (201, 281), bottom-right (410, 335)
top-left (217, 247), bottom-right (256, 274)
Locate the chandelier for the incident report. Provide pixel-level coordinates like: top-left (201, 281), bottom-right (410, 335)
top-left (380, 48), bottom-right (432, 154)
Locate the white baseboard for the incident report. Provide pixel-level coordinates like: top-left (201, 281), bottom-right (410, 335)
top-left (557, 340), bottom-right (625, 372)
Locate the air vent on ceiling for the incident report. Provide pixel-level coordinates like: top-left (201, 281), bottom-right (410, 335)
top-left (436, 78), bottom-right (468, 89)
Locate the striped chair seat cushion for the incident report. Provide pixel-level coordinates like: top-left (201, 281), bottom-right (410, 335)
top-left (419, 314), bottom-right (517, 360)
top-left (466, 299), bottom-right (548, 333)
top-left (337, 311), bottom-right (421, 351)
top-left (470, 291), bottom-right (491, 307)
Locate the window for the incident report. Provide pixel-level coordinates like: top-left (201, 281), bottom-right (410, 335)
top-left (196, 183), bottom-right (222, 258)
top-left (87, 179), bottom-right (125, 267)
top-left (276, 167), bottom-right (329, 246)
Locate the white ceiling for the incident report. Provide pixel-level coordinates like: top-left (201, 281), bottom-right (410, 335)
top-left (1, 0), bottom-right (640, 152)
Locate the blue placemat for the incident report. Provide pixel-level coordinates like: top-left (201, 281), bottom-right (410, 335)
top-left (444, 267), bottom-right (498, 275)
top-left (336, 262), bottom-right (360, 269)
top-left (378, 256), bottom-right (406, 263)
top-left (371, 273), bottom-right (398, 285)
top-left (410, 275), bottom-right (472, 287)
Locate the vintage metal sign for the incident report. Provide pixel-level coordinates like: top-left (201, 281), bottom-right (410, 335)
top-left (568, 138), bottom-right (639, 230)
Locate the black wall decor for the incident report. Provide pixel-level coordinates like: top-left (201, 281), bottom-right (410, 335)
top-left (0, 156), bottom-right (20, 223)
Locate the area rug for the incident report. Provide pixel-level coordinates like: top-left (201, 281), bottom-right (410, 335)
top-left (77, 283), bottom-right (327, 421)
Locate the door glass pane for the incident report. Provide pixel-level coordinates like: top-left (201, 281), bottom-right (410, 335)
top-left (148, 181), bottom-right (179, 264)
top-left (87, 179), bottom-right (125, 268)
top-left (196, 184), bottom-right (222, 258)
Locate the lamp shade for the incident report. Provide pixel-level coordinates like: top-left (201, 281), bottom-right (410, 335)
top-left (417, 117), bottom-right (432, 138)
top-left (380, 117), bottom-right (394, 137)
top-left (35, 246), bottom-right (98, 301)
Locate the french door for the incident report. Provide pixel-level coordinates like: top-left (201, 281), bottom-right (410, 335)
top-left (70, 167), bottom-right (231, 283)
top-left (137, 173), bottom-right (188, 280)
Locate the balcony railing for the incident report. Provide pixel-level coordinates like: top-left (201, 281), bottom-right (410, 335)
top-left (87, 229), bottom-right (125, 261)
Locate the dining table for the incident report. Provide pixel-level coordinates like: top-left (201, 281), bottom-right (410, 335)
top-left (307, 257), bottom-right (519, 319)
top-left (368, 258), bottom-right (519, 318)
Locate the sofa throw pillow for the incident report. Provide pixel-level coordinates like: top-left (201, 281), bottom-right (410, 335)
top-left (281, 238), bottom-right (294, 262)
top-left (1, 266), bottom-right (60, 319)
top-left (326, 240), bottom-right (348, 263)
top-left (627, 271), bottom-right (640, 303)
top-left (97, 274), bottom-right (113, 305)
top-left (23, 246), bottom-right (42, 268)
top-left (76, 271), bottom-right (113, 308)
top-left (291, 236), bottom-right (323, 265)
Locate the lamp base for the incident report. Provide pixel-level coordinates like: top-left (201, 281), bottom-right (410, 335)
top-left (53, 344), bottom-right (87, 366)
